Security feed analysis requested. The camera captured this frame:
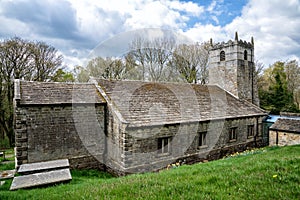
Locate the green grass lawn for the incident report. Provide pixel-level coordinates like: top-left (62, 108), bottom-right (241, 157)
top-left (0, 145), bottom-right (299, 200)
top-left (0, 148), bottom-right (15, 163)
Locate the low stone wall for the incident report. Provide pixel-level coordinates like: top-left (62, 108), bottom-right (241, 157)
top-left (269, 130), bottom-right (300, 146)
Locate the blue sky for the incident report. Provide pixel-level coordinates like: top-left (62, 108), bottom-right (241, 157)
top-left (0, 0), bottom-right (299, 69)
top-left (187, 0), bottom-right (248, 26)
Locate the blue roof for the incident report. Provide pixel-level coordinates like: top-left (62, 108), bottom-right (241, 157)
top-left (264, 114), bottom-right (300, 123)
top-left (264, 115), bottom-right (280, 123)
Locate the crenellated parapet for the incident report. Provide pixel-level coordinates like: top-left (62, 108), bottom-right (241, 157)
top-left (209, 32), bottom-right (254, 50)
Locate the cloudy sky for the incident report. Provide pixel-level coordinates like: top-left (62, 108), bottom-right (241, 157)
top-left (0, 0), bottom-right (299, 69)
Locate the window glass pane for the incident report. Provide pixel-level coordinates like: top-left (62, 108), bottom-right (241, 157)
top-left (158, 137), bottom-right (170, 154)
top-left (229, 128), bottom-right (237, 141)
top-left (199, 132), bottom-right (207, 146)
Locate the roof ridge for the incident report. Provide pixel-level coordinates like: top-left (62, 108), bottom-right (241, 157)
top-left (18, 79), bottom-right (94, 85)
top-left (93, 78), bottom-right (211, 87)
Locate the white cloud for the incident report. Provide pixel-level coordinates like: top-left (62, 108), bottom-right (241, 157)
top-left (0, 16), bottom-right (32, 38)
top-left (1, 0), bottom-right (299, 68)
top-left (184, 0), bottom-right (300, 66)
top-left (68, 0), bottom-right (203, 39)
top-left (184, 23), bottom-right (226, 43)
top-left (207, 0), bottom-right (217, 12)
top-left (206, 0), bottom-right (224, 16)
top-left (211, 16), bottom-right (219, 25)
top-left (167, 0), bottom-right (205, 16)
top-left (225, 0), bottom-right (300, 65)
top-left (125, 1), bottom-right (181, 29)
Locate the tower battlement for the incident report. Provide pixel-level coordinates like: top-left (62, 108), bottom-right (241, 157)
top-left (210, 32), bottom-right (254, 50)
top-left (210, 39), bottom-right (254, 50)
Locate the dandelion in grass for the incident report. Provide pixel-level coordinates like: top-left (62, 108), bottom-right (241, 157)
top-left (273, 174), bottom-right (278, 178)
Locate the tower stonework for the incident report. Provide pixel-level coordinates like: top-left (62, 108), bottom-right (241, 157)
top-left (208, 32), bottom-right (259, 106)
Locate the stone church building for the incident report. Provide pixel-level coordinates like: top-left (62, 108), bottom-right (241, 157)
top-left (14, 34), bottom-right (267, 175)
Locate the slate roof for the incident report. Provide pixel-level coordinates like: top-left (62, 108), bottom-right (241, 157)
top-left (269, 118), bottom-right (300, 134)
top-left (17, 80), bottom-right (105, 105)
top-left (96, 79), bottom-right (266, 127)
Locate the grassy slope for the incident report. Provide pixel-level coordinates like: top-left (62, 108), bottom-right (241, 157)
top-left (0, 145), bottom-right (299, 200)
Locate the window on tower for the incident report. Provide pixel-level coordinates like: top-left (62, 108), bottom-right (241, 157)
top-left (244, 50), bottom-right (248, 60)
top-left (220, 50), bottom-right (225, 61)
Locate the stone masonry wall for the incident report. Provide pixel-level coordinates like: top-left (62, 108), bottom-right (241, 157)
top-left (104, 109), bottom-right (127, 176)
top-left (269, 130), bottom-right (300, 146)
top-left (122, 116), bottom-right (265, 174)
top-left (208, 40), bottom-right (259, 106)
top-left (15, 104), bottom-right (106, 169)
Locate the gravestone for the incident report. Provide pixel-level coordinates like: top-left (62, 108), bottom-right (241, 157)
top-left (18, 159), bottom-right (69, 175)
top-left (1, 181), bottom-right (5, 186)
top-left (0, 151), bottom-right (5, 160)
top-left (10, 159), bottom-right (72, 190)
top-left (0, 170), bottom-right (16, 180)
top-left (10, 169), bottom-right (72, 190)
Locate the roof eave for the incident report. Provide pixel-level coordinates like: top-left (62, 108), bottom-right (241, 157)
top-left (127, 113), bottom-right (268, 128)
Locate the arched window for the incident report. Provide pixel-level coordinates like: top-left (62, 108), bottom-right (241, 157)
top-left (220, 50), bottom-right (225, 61)
top-left (244, 50), bottom-right (248, 60)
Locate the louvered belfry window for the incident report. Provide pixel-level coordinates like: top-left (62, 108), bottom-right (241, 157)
top-left (220, 50), bottom-right (225, 61)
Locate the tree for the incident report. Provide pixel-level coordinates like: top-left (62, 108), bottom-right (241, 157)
top-left (128, 36), bottom-right (175, 82)
top-left (74, 65), bottom-right (90, 82)
top-left (0, 37), bottom-right (62, 146)
top-left (123, 54), bottom-right (141, 80)
top-left (51, 68), bottom-right (75, 82)
top-left (31, 42), bottom-right (63, 81)
top-left (172, 42), bottom-right (209, 84)
top-left (77, 37), bottom-right (209, 84)
top-left (285, 60), bottom-right (300, 109)
top-left (259, 61), bottom-right (299, 114)
top-left (84, 57), bottom-right (129, 81)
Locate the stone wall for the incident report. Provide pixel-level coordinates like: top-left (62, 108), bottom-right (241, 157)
top-left (269, 130), bottom-right (300, 146)
top-left (121, 116), bottom-right (265, 174)
top-left (14, 104), bottom-right (106, 170)
top-left (104, 109), bottom-right (127, 176)
top-left (208, 38), bottom-right (259, 106)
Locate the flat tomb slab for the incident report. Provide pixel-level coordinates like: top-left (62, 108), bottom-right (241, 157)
top-left (0, 170), bottom-right (16, 180)
top-left (10, 168), bottom-right (72, 190)
top-left (18, 159), bottom-right (69, 174)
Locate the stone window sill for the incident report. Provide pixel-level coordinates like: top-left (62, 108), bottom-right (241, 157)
top-left (229, 139), bottom-right (237, 143)
top-left (198, 145), bottom-right (208, 150)
top-left (157, 152), bottom-right (170, 157)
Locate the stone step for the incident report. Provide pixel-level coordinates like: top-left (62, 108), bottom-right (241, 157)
top-left (18, 159), bottom-right (69, 175)
top-left (10, 168), bottom-right (72, 190)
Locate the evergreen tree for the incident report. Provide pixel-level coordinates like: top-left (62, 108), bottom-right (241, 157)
top-left (259, 61), bottom-right (299, 114)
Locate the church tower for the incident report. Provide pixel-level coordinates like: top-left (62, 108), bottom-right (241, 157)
top-left (208, 32), bottom-right (259, 106)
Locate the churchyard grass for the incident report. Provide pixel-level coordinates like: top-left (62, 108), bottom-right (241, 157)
top-left (0, 145), bottom-right (299, 199)
top-left (0, 162), bottom-right (14, 171)
top-left (0, 148), bottom-right (15, 163)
